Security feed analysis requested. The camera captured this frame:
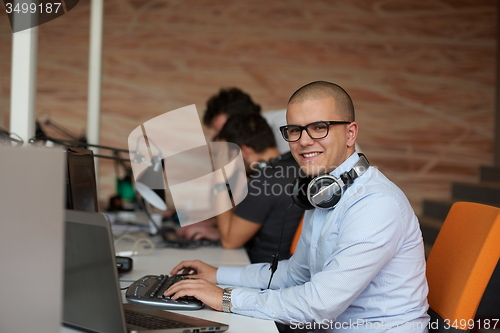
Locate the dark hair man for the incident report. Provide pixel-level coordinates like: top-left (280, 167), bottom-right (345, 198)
top-left (203, 87), bottom-right (261, 133)
top-left (180, 113), bottom-right (304, 264)
top-left (165, 81), bottom-right (429, 332)
top-left (202, 87), bottom-right (291, 154)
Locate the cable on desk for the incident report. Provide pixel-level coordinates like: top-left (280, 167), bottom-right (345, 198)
top-left (113, 221), bottom-right (133, 239)
top-left (113, 223), bottom-right (133, 239)
top-left (115, 233), bottom-right (155, 256)
top-left (120, 284), bottom-right (132, 291)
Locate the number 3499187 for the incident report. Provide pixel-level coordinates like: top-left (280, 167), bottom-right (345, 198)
top-left (5, 2), bottom-right (62, 14)
top-left (444, 319), bottom-right (499, 330)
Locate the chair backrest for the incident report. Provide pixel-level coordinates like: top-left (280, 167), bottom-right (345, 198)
top-left (426, 202), bottom-right (500, 329)
top-left (290, 214), bottom-right (304, 255)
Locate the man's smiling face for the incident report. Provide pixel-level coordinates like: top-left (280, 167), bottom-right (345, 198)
top-left (286, 96), bottom-right (357, 176)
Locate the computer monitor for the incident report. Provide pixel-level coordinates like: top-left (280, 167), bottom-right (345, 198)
top-left (65, 147), bottom-right (99, 212)
top-left (0, 145), bottom-right (66, 333)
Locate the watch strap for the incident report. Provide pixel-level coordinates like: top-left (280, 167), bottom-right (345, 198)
top-left (222, 287), bottom-right (234, 313)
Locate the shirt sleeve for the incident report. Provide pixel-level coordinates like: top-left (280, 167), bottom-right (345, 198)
top-left (217, 211), bottom-right (313, 289)
top-left (218, 193), bottom-right (405, 324)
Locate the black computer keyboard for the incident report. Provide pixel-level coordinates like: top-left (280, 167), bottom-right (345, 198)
top-left (126, 275), bottom-right (204, 310)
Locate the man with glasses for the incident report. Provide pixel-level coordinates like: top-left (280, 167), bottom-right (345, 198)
top-left (165, 81), bottom-right (429, 332)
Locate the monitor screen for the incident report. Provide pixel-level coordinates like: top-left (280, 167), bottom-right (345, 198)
top-left (66, 147), bottom-right (99, 212)
top-left (63, 210), bottom-right (126, 333)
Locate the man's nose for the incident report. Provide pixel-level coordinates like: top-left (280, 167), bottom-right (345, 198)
top-left (298, 129), bottom-right (315, 146)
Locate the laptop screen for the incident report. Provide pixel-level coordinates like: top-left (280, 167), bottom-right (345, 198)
top-left (63, 210), bottom-right (126, 333)
top-left (66, 147), bottom-right (99, 212)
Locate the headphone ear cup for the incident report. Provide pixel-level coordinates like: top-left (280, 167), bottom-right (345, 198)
top-left (308, 176), bottom-right (342, 209)
top-left (291, 177), bottom-right (314, 210)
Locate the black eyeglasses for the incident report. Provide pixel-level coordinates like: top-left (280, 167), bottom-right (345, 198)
top-left (279, 121), bottom-right (351, 142)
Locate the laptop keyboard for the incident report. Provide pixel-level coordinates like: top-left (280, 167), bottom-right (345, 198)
top-left (126, 275), bottom-right (204, 310)
top-left (125, 309), bottom-right (192, 329)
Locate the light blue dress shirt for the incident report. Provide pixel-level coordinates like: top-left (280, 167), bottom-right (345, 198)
top-left (217, 152), bottom-right (430, 332)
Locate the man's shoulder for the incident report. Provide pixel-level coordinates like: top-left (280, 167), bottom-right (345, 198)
top-left (343, 166), bottom-right (413, 212)
top-left (363, 167), bottom-right (404, 195)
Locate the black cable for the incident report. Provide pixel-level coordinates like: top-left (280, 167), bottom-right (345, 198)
top-left (0, 127), bottom-right (24, 146)
top-left (136, 195), bottom-right (162, 235)
top-left (267, 202), bottom-right (293, 289)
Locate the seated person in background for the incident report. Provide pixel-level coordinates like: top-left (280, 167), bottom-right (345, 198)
top-left (179, 113), bottom-right (304, 264)
top-left (165, 81), bottom-right (429, 332)
top-left (162, 88), bottom-right (262, 227)
top-left (203, 87), bottom-right (261, 136)
top-left (203, 87), bottom-right (290, 154)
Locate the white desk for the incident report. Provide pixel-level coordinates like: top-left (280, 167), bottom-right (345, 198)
top-left (63, 243), bottom-right (279, 333)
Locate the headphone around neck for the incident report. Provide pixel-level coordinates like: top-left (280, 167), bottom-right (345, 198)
top-left (291, 153), bottom-right (370, 210)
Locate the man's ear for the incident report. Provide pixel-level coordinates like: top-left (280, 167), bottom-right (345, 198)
top-left (346, 122), bottom-right (358, 148)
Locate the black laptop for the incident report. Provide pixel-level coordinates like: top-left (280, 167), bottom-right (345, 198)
top-left (63, 209), bottom-right (229, 333)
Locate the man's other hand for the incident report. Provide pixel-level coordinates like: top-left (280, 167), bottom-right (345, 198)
top-left (177, 218), bottom-right (220, 241)
top-left (164, 278), bottom-right (225, 312)
top-left (169, 260), bottom-right (218, 284)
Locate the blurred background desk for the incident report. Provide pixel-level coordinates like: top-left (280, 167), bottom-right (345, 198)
top-left (62, 241), bottom-right (279, 333)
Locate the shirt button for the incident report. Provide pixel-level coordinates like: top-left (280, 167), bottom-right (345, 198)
top-left (271, 314), bottom-right (276, 317)
top-left (313, 244), bottom-right (318, 248)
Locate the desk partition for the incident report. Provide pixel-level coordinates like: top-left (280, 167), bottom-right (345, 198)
top-left (0, 146), bottom-right (66, 333)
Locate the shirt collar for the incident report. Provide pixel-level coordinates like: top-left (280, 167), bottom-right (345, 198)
top-left (330, 151), bottom-right (360, 178)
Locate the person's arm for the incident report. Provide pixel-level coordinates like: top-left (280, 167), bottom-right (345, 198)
top-left (212, 174), bottom-right (271, 249)
top-left (177, 218), bottom-right (221, 241)
top-left (215, 209), bottom-right (261, 249)
top-left (217, 210), bottom-right (313, 289)
top-left (164, 210), bottom-right (313, 312)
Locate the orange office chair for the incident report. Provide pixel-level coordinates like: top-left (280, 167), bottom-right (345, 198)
top-left (426, 202), bottom-right (500, 331)
top-left (290, 215), bottom-right (304, 255)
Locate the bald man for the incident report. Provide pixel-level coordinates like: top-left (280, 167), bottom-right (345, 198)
top-left (165, 81), bottom-right (429, 333)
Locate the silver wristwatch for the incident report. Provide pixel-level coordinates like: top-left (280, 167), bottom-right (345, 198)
top-left (222, 287), bottom-right (235, 313)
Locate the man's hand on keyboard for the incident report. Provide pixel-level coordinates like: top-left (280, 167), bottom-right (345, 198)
top-left (169, 260), bottom-right (217, 284)
top-left (163, 278), bottom-right (224, 312)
